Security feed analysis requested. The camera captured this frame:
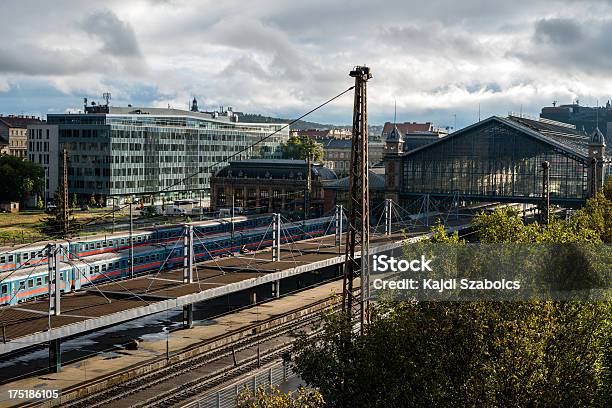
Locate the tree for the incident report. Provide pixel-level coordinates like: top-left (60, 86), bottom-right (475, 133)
top-left (236, 385), bottom-right (324, 408)
top-left (293, 195), bottom-right (612, 407)
top-left (71, 193), bottom-right (78, 209)
top-left (37, 195), bottom-right (44, 210)
top-left (89, 194), bottom-right (97, 207)
top-left (604, 176), bottom-right (612, 201)
top-left (281, 136), bottom-right (324, 162)
top-left (41, 187), bottom-right (77, 237)
top-left (0, 154), bottom-right (44, 204)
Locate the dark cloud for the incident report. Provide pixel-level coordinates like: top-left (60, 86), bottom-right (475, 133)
top-left (0, 46), bottom-right (103, 75)
top-left (534, 18), bottom-right (584, 45)
top-left (379, 24), bottom-right (487, 59)
top-left (81, 9), bottom-right (142, 57)
top-left (512, 17), bottom-right (612, 74)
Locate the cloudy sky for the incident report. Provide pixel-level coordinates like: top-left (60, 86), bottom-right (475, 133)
top-left (1, 0), bottom-right (612, 128)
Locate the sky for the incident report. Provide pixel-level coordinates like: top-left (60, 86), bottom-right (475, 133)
top-left (1, 0), bottom-right (612, 129)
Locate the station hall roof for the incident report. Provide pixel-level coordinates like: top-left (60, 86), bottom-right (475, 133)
top-left (402, 115), bottom-right (611, 162)
top-left (213, 159), bottom-right (337, 181)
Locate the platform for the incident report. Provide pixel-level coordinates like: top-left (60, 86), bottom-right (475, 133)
top-left (0, 216), bottom-right (472, 355)
top-left (0, 279), bottom-right (348, 407)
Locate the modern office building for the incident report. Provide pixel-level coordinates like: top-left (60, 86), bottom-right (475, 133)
top-left (540, 101), bottom-right (612, 144)
top-left (46, 103), bottom-right (289, 204)
top-left (27, 124), bottom-right (59, 204)
top-left (0, 115), bottom-right (43, 158)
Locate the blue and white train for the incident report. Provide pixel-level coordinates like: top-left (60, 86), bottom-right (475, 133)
top-left (0, 215), bottom-right (274, 273)
top-left (0, 216), bottom-right (337, 306)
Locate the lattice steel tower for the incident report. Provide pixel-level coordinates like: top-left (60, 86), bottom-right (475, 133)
top-left (342, 66), bottom-right (372, 327)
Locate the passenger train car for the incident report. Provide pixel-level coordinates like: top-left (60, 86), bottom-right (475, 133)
top-left (0, 216), bottom-right (338, 306)
top-left (0, 215), bottom-right (273, 273)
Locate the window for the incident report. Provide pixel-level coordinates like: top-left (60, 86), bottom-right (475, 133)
top-left (19, 281), bottom-right (25, 290)
top-left (36, 277), bottom-right (42, 286)
top-left (1, 284), bottom-right (7, 294)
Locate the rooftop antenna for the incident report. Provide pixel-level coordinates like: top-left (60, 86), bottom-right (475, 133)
top-left (596, 98), bottom-right (599, 129)
top-left (478, 103), bottom-right (481, 122)
top-left (102, 92), bottom-right (111, 107)
top-left (393, 99), bottom-right (397, 125)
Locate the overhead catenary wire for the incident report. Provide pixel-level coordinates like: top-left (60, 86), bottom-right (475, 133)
top-left (0, 85), bottom-right (355, 260)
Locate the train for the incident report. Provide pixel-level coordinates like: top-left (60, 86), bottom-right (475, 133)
top-left (0, 215), bottom-right (274, 273)
top-left (0, 216), bottom-right (338, 306)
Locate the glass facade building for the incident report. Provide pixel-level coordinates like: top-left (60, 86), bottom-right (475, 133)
top-left (47, 107), bottom-right (288, 204)
top-left (389, 116), bottom-right (611, 207)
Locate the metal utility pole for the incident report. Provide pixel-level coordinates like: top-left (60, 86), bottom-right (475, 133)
top-left (384, 198), bottom-right (392, 235)
top-left (272, 213), bottom-right (281, 262)
top-left (342, 66), bottom-right (372, 330)
top-left (231, 191), bottom-right (235, 252)
top-left (542, 161), bottom-right (550, 225)
top-left (335, 204), bottom-right (344, 251)
top-left (129, 201), bottom-right (134, 278)
top-left (48, 244), bottom-right (61, 316)
top-left (304, 153), bottom-right (312, 221)
top-left (62, 149), bottom-right (69, 236)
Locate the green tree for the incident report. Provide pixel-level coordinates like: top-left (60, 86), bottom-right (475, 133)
top-left (236, 385), bottom-right (324, 408)
top-left (71, 193), bottom-right (78, 209)
top-left (89, 194), bottom-right (97, 207)
top-left (41, 187), bottom-right (77, 237)
top-left (293, 195), bottom-right (612, 407)
top-left (281, 135), bottom-right (324, 162)
top-left (604, 176), bottom-right (612, 201)
top-left (37, 195), bottom-right (44, 210)
top-left (0, 154), bottom-right (44, 204)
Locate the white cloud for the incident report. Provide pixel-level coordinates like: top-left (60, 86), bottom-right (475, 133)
top-left (1, 0), bottom-right (612, 125)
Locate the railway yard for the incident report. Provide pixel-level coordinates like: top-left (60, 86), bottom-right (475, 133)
top-left (0, 207), bottom-right (482, 408)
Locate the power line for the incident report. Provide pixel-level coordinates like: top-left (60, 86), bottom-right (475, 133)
top-left (0, 86), bottom-right (355, 259)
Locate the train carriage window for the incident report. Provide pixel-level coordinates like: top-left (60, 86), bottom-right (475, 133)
top-left (23, 253), bottom-right (29, 260)
top-left (101, 264), bottom-right (107, 272)
top-left (94, 266), bottom-right (99, 273)
top-left (44, 276), bottom-right (49, 284)
top-left (115, 262), bottom-right (119, 268)
top-left (1, 256), bottom-right (5, 263)
top-left (1, 284), bottom-right (7, 294)
top-left (27, 279), bottom-right (33, 288)
top-left (60, 273), bottom-right (64, 280)
top-left (19, 281), bottom-right (25, 290)
top-left (36, 277), bottom-right (42, 286)
top-left (31, 251), bottom-right (36, 259)
top-left (8, 255), bottom-right (13, 262)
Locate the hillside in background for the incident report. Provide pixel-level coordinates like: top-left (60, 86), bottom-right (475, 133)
top-left (236, 112), bottom-right (343, 130)
top-left (236, 112), bottom-right (383, 136)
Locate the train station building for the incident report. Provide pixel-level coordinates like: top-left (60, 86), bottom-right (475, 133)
top-left (383, 115), bottom-right (611, 208)
top-left (210, 159), bottom-right (337, 218)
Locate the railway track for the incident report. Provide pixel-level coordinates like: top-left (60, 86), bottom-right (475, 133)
top-left (19, 286), bottom-right (356, 408)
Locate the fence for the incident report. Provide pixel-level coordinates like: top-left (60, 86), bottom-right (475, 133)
top-left (181, 360), bottom-right (296, 408)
